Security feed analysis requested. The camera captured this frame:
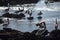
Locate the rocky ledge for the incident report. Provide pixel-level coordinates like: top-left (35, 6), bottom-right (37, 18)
top-left (47, 0), bottom-right (60, 2)
top-left (0, 28), bottom-right (60, 40)
top-left (0, 0), bottom-right (39, 6)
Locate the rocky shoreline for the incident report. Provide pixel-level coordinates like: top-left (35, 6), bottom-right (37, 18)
top-left (0, 0), bottom-right (39, 6)
top-left (0, 28), bottom-right (60, 40)
top-left (47, 0), bottom-right (60, 2)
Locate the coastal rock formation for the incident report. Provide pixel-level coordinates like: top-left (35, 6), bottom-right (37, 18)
top-left (49, 30), bottom-right (60, 40)
top-left (2, 13), bottom-right (25, 19)
top-left (27, 17), bottom-right (34, 20)
top-left (0, 28), bottom-right (47, 40)
top-left (0, 19), bottom-right (4, 24)
top-left (0, 28), bottom-right (60, 40)
top-left (0, 0), bottom-right (39, 6)
top-left (46, 0), bottom-right (60, 2)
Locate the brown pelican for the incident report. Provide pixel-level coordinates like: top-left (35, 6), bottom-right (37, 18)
top-left (54, 19), bottom-right (58, 30)
top-left (38, 11), bottom-right (42, 15)
top-left (4, 3), bottom-right (10, 12)
top-left (15, 7), bottom-right (24, 13)
top-left (36, 21), bottom-right (47, 36)
top-left (3, 18), bottom-right (9, 28)
top-left (27, 10), bottom-right (34, 20)
top-left (37, 11), bottom-right (42, 19)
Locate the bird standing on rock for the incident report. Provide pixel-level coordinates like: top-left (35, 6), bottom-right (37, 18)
top-left (38, 11), bottom-right (42, 15)
top-left (36, 21), bottom-right (47, 36)
top-left (27, 10), bottom-right (34, 20)
top-left (37, 11), bottom-right (42, 19)
top-left (54, 19), bottom-right (58, 30)
top-left (3, 18), bottom-right (9, 28)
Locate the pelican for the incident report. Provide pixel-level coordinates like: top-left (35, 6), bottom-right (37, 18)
top-left (3, 18), bottom-right (9, 28)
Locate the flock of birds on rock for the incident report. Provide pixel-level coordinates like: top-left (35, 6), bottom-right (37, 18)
top-left (0, 6), bottom-right (44, 30)
top-left (1, 6), bottom-right (43, 20)
top-left (0, 6), bottom-right (43, 27)
top-left (0, 4), bottom-right (58, 36)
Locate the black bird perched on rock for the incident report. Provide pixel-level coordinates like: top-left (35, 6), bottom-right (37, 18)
top-left (38, 11), bottom-right (42, 15)
top-left (18, 13), bottom-right (25, 19)
top-left (37, 11), bottom-right (42, 19)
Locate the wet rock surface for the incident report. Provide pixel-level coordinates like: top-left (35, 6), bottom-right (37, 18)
top-left (0, 28), bottom-right (60, 40)
top-left (0, 19), bottom-right (4, 24)
top-left (2, 13), bottom-right (25, 19)
top-left (0, 0), bottom-right (39, 6)
top-left (48, 0), bottom-right (60, 2)
top-left (49, 30), bottom-right (60, 40)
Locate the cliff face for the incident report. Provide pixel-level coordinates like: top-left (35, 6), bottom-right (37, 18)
top-left (0, 0), bottom-right (39, 6)
top-left (48, 0), bottom-right (60, 2)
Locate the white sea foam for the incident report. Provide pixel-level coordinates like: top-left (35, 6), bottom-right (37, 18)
top-left (33, 0), bottom-right (60, 11)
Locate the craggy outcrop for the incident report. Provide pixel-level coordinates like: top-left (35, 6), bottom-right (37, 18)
top-left (0, 19), bottom-right (4, 24)
top-left (0, 0), bottom-right (39, 6)
top-left (2, 13), bottom-right (25, 19)
top-left (0, 28), bottom-right (60, 40)
top-left (49, 30), bottom-right (60, 40)
top-left (47, 0), bottom-right (60, 2)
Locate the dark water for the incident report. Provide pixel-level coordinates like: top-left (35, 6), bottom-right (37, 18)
top-left (0, 0), bottom-right (60, 32)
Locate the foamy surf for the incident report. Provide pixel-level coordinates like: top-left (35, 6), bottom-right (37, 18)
top-left (33, 0), bottom-right (60, 11)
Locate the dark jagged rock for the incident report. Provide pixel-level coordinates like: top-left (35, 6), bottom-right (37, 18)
top-left (32, 29), bottom-right (49, 37)
top-left (19, 13), bottom-right (25, 18)
top-left (47, 0), bottom-right (60, 2)
top-left (22, 32), bottom-right (39, 40)
top-left (42, 30), bottom-right (49, 36)
top-left (0, 28), bottom-right (60, 40)
top-left (0, 0), bottom-right (39, 6)
top-left (32, 30), bottom-right (38, 35)
top-left (27, 17), bottom-right (33, 20)
top-left (49, 30), bottom-right (60, 40)
top-left (2, 13), bottom-right (25, 19)
top-left (37, 16), bottom-right (42, 19)
top-left (0, 28), bottom-right (39, 40)
top-left (0, 19), bottom-right (4, 24)
top-left (2, 13), bottom-right (12, 18)
top-left (11, 14), bottom-right (18, 18)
